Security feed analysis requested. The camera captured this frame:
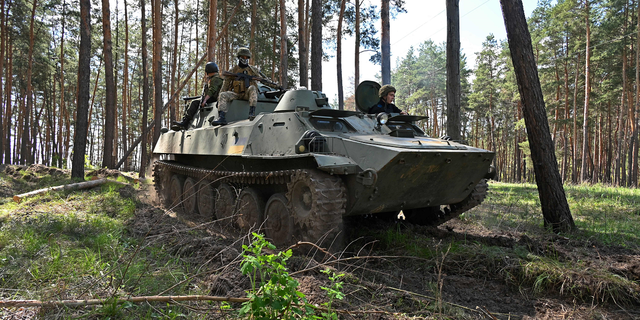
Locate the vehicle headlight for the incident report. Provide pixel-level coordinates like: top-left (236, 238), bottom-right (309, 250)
top-left (377, 113), bottom-right (389, 125)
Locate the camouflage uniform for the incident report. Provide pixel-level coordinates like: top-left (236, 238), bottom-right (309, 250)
top-left (217, 65), bottom-right (260, 113)
top-left (184, 74), bottom-right (223, 119)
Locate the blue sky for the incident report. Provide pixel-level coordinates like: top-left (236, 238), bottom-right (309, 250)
top-left (320, 0), bottom-right (540, 101)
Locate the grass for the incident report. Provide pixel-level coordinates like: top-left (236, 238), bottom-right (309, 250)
top-left (0, 170), bottom-right (208, 319)
top-left (467, 181), bottom-right (640, 249)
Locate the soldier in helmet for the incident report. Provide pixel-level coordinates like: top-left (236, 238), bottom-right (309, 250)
top-left (368, 84), bottom-right (407, 115)
top-left (210, 47), bottom-right (260, 126)
top-left (171, 61), bottom-right (223, 131)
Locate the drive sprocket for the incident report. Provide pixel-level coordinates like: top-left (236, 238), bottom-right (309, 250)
top-left (286, 169), bottom-right (347, 248)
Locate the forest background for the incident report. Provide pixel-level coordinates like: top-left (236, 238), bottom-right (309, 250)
top-left (0, 0), bottom-right (638, 188)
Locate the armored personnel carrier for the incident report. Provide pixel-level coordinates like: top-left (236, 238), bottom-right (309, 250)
top-left (152, 81), bottom-right (495, 250)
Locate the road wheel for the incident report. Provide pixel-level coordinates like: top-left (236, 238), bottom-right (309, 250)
top-left (236, 188), bottom-right (265, 233)
top-left (182, 177), bottom-right (198, 215)
top-left (168, 174), bottom-right (185, 214)
top-left (264, 193), bottom-right (293, 248)
top-left (196, 181), bottom-right (215, 219)
top-left (215, 183), bottom-right (237, 224)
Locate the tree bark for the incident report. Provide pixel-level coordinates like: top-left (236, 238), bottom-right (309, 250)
top-left (355, 0), bottom-right (360, 88)
top-left (381, 0), bottom-right (391, 84)
top-left (581, 0), bottom-right (591, 183)
top-left (298, 0), bottom-right (308, 88)
top-left (139, 0), bottom-right (150, 178)
top-left (310, 0), bottom-right (322, 91)
top-left (122, 0), bottom-right (130, 171)
top-left (336, 0), bottom-right (346, 110)
top-left (101, 0), bottom-right (116, 169)
top-left (279, 0), bottom-right (288, 87)
top-left (446, 0), bottom-right (461, 141)
top-left (21, 0), bottom-right (37, 165)
top-left (153, 0), bottom-right (162, 147)
top-left (500, 0), bottom-right (575, 233)
top-left (207, 0), bottom-right (217, 62)
top-left (251, 0), bottom-right (256, 60)
top-left (4, 41), bottom-right (12, 164)
top-left (72, 0), bottom-right (91, 179)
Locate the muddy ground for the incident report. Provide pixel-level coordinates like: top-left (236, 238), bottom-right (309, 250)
top-left (3, 165), bottom-right (640, 319)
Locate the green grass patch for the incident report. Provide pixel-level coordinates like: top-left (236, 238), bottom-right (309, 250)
top-left (0, 172), bottom-right (201, 318)
top-left (469, 182), bottom-right (640, 248)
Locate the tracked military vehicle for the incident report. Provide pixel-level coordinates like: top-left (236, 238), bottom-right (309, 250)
top-left (152, 81), bottom-right (495, 250)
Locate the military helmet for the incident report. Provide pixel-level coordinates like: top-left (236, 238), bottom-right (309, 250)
top-left (379, 84), bottom-right (396, 98)
top-left (205, 61), bottom-right (219, 74)
top-left (236, 47), bottom-right (252, 58)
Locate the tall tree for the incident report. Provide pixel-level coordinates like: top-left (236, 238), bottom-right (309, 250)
top-left (139, 0), bottom-right (150, 177)
top-left (122, 0), bottom-right (130, 171)
top-left (381, 0), bottom-right (390, 84)
top-left (207, 0), bottom-right (217, 61)
top-left (153, 0), bottom-right (162, 146)
top-left (355, 0), bottom-right (361, 88)
top-left (581, 0), bottom-right (591, 182)
top-left (279, 0), bottom-right (288, 87)
top-left (21, 0), bottom-right (38, 165)
top-left (446, 0), bottom-right (461, 140)
top-left (101, 0), bottom-right (116, 168)
top-left (72, 0), bottom-right (91, 178)
top-left (500, 0), bottom-right (575, 232)
top-left (311, 0), bottom-right (322, 91)
top-left (298, 0), bottom-right (308, 88)
top-left (336, 0), bottom-right (347, 110)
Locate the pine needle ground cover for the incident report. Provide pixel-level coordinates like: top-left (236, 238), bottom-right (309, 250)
top-left (0, 165), bottom-right (638, 319)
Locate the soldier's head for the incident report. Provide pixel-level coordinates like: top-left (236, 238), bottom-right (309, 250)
top-left (379, 85), bottom-right (396, 104)
top-left (237, 47), bottom-right (251, 67)
top-left (205, 61), bottom-right (219, 75)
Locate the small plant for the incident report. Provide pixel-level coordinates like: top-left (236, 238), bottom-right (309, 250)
top-left (320, 268), bottom-right (345, 320)
top-left (239, 233), bottom-right (314, 320)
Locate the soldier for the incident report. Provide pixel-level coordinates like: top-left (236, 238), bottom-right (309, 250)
top-left (171, 61), bottom-right (223, 131)
top-left (210, 47), bottom-right (260, 126)
top-left (368, 84), bottom-right (407, 115)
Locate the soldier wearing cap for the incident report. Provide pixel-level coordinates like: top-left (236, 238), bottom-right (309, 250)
top-left (171, 61), bottom-right (223, 131)
top-left (210, 47), bottom-right (261, 126)
top-left (368, 84), bottom-right (407, 115)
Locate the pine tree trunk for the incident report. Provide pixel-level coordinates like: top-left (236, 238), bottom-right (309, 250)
top-left (153, 0), bottom-right (162, 147)
top-left (21, 0), bottom-right (37, 165)
top-left (572, 54), bottom-right (580, 183)
top-left (354, 0), bottom-right (360, 89)
top-left (336, 0), bottom-right (346, 110)
top-left (72, 0), bottom-right (91, 179)
top-left (122, 0), bottom-right (130, 171)
top-left (381, 0), bottom-right (390, 84)
top-left (0, 0), bottom-right (5, 164)
top-left (4, 41), bottom-right (12, 164)
top-left (251, 0), bottom-right (256, 61)
top-left (298, 0), bottom-right (308, 88)
top-left (279, 0), bottom-right (288, 87)
top-left (310, 0), bottom-right (322, 91)
top-left (446, 0), bottom-right (461, 140)
top-left (581, 0), bottom-right (591, 183)
top-left (102, 0), bottom-right (116, 169)
top-left (170, 0), bottom-right (178, 124)
top-left (500, 0), bottom-right (575, 233)
top-left (139, 0), bottom-right (149, 177)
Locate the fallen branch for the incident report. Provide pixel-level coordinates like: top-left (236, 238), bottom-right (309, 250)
top-left (0, 295), bottom-right (250, 308)
top-left (12, 178), bottom-right (128, 203)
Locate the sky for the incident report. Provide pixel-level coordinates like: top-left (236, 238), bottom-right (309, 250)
top-left (320, 0), bottom-right (540, 102)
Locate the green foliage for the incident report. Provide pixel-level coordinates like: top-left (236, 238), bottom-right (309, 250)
top-left (239, 233), bottom-right (315, 320)
top-left (319, 269), bottom-right (344, 320)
